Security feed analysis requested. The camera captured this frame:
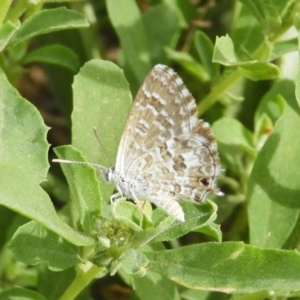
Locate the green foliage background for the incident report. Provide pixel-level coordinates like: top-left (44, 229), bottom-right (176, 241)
top-left (1, 0), bottom-right (300, 299)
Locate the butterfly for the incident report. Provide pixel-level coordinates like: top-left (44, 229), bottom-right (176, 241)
top-left (53, 64), bottom-right (222, 222)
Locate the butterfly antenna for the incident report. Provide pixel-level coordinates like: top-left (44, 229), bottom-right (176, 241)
top-left (93, 127), bottom-right (113, 166)
top-left (52, 159), bottom-right (107, 172)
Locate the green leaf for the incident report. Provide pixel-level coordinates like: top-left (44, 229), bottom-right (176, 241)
top-left (0, 65), bottom-right (93, 246)
top-left (158, 0), bottom-right (188, 28)
top-left (152, 201), bottom-right (218, 242)
top-left (122, 248), bottom-right (148, 276)
top-left (238, 0), bottom-right (281, 36)
top-left (43, 0), bottom-right (85, 2)
top-left (165, 47), bottom-right (209, 81)
top-left (180, 289), bottom-right (211, 300)
top-left (71, 60), bottom-right (132, 202)
top-left (0, 164), bottom-right (94, 246)
top-left (130, 216), bottom-right (176, 249)
top-left (212, 118), bottom-right (255, 156)
top-left (0, 286), bottom-right (47, 300)
top-left (133, 269), bottom-right (181, 300)
top-left (54, 145), bottom-right (102, 234)
top-left (21, 44), bottom-right (80, 73)
top-left (231, 5), bottom-right (264, 55)
top-left (213, 36), bottom-right (280, 80)
top-left (238, 62), bottom-right (280, 81)
top-left (213, 35), bottom-right (242, 66)
top-left (194, 30), bottom-right (220, 79)
top-left (253, 81), bottom-right (287, 147)
top-left (9, 221), bottom-right (81, 271)
top-left (7, 7), bottom-right (89, 48)
top-left (0, 66), bottom-right (49, 182)
top-left (106, 0), bottom-right (151, 82)
top-left (195, 222), bottom-right (222, 242)
top-left (295, 32), bottom-right (300, 108)
top-left (0, 20), bottom-right (19, 52)
top-left (254, 80), bottom-right (287, 125)
top-left (143, 242), bottom-right (300, 293)
top-left (248, 81), bottom-right (300, 248)
top-left (37, 267), bottom-right (75, 300)
top-left (112, 199), bottom-right (144, 232)
top-left (272, 38), bottom-right (298, 60)
top-left (143, 4), bottom-right (180, 64)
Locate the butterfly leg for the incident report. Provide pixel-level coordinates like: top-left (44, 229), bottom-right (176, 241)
top-left (110, 184), bottom-right (124, 204)
top-left (110, 192), bottom-right (121, 204)
top-left (129, 189), bottom-right (144, 213)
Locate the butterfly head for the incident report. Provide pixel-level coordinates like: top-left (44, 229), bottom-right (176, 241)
top-left (103, 167), bottom-right (115, 183)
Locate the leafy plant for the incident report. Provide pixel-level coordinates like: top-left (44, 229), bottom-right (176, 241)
top-left (1, 0), bottom-right (300, 300)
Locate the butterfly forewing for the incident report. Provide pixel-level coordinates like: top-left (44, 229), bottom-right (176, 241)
top-left (115, 65), bottom-right (198, 173)
top-left (112, 64), bottom-right (221, 221)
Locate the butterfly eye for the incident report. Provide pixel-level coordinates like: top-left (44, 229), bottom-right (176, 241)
top-left (104, 169), bottom-right (111, 182)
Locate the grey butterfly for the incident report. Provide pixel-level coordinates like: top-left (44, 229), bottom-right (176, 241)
top-left (53, 64), bottom-right (222, 222)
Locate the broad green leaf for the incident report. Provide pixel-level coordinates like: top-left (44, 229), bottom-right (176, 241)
top-left (213, 35), bottom-right (242, 66)
top-left (122, 248), bottom-right (148, 276)
top-left (213, 118), bottom-right (255, 156)
top-left (165, 47), bottom-right (209, 81)
top-left (7, 7), bottom-right (89, 47)
top-left (9, 221), bottom-right (81, 271)
top-left (238, 62), bottom-right (280, 81)
top-left (152, 201), bottom-right (218, 242)
top-left (72, 60), bottom-right (132, 203)
top-left (0, 286), bottom-right (47, 300)
top-left (0, 66), bottom-right (48, 182)
top-left (134, 269), bottom-right (181, 300)
top-left (0, 64), bottom-right (93, 246)
top-left (0, 164), bottom-right (94, 246)
top-left (54, 146), bottom-right (101, 234)
top-left (143, 4), bottom-right (180, 65)
top-left (144, 242), bottom-right (300, 293)
top-left (106, 0), bottom-right (151, 82)
top-left (22, 44), bottom-right (80, 73)
top-left (0, 20), bottom-right (19, 52)
top-left (248, 81), bottom-right (300, 248)
top-left (194, 31), bottom-right (220, 79)
top-left (160, 0), bottom-right (188, 28)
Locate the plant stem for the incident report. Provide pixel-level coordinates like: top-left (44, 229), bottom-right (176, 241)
top-left (0, 0), bottom-right (13, 24)
top-left (197, 70), bottom-right (240, 115)
top-left (24, 2), bottom-right (42, 19)
top-left (6, 0), bottom-right (28, 22)
top-left (58, 263), bottom-right (102, 300)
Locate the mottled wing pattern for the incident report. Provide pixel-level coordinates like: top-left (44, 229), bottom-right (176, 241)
top-left (114, 64), bottom-right (221, 221)
top-left (115, 65), bottom-right (198, 173)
